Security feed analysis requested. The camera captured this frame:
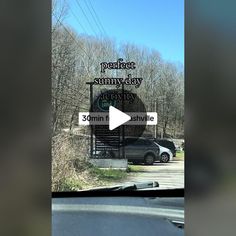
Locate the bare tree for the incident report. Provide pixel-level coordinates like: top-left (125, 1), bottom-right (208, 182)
top-left (52, 24), bottom-right (184, 138)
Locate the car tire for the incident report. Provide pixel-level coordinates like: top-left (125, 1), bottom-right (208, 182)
top-left (144, 154), bottom-right (154, 165)
top-left (160, 153), bottom-right (170, 163)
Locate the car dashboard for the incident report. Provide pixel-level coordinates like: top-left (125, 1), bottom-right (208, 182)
top-left (52, 196), bottom-right (184, 236)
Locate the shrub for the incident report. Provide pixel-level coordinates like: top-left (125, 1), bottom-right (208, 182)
top-left (52, 132), bottom-right (89, 191)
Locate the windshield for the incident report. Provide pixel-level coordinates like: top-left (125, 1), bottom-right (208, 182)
top-left (52, 0), bottom-right (184, 192)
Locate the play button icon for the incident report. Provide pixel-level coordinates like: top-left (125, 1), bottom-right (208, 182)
top-left (109, 106), bottom-right (131, 131)
top-left (90, 89), bottom-right (147, 147)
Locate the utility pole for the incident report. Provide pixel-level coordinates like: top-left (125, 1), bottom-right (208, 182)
top-left (155, 95), bottom-right (166, 139)
top-left (122, 83), bottom-right (125, 159)
top-left (86, 82), bottom-right (94, 159)
top-left (154, 100), bottom-right (158, 139)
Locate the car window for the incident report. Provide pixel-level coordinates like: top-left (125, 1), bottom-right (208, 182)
top-left (134, 139), bottom-right (151, 145)
top-left (125, 138), bottom-right (137, 145)
top-left (158, 140), bottom-right (175, 149)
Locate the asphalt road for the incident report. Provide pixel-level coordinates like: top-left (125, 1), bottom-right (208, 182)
top-left (126, 160), bottom-right (184, 189)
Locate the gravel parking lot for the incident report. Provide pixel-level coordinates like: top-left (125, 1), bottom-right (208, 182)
top-left (125, 160), bottom-right (184, 189)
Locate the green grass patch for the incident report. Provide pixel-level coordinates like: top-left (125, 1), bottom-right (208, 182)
top-left (56, 165), bottom-right (132, 191)
top-left (89, 167), bottom-right (127, 181)
top-left (127, 165), bottom-right (144, 172)
top-left (58, 178), bottom-right (84, 191)
top-left (176, 151), bottom-right (184, 160)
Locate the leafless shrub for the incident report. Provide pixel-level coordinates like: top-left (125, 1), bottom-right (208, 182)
top-left (51, 132), bottom-right (89, 191)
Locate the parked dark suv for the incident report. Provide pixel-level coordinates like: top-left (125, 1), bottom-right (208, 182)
top-left (97, 137), bottom-right (160, 165)
top-left (155, 139), bottom-right (176, 157)
top-left (124, 137), bottom-right (160, 165)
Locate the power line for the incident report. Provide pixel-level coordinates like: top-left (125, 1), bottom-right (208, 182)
top-left (57, 2), bottom-right (112, 61)
top-left (68, 3), bottom-right (89, 35)
top-left (53, 14), bottom-right (111, 85)
top-left (87, 0), bottom-right (107, 36)
top-left (74, 0), bottom-right (98, 36)
top-left (83, 0), bottom-right (105, 36)
top-left (53, 13), bottom-right (92, 60)
top-left (52, 14), bottom-right (98, 101)
top-left (68, 3), bottom-right (108, 59)
top-left (62, 26), bottom-right (91, 60)
top-left (53, 12), bottom-right (113, 82)
top-left (73, 0), bottom-right (112, 66)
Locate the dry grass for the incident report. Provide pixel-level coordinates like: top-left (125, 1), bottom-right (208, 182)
top-left (52, 132), bottom-right (127, 191)
top-left (52, 132), bottom-right (91, 191)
